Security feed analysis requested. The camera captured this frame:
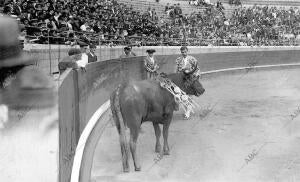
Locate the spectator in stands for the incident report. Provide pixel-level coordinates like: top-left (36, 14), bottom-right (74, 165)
top-left (165, 3), bottom-right (170, 13)
top-left (78, 41), bottom-right (89, 54)
top-left (229, 0), bottom-right (241, 6)
top-left (216, 1), bottom-right (224, 11)
top-left (119, 46), bottom-right (136, 58)
top-left (2, 0), bottom-right (299, 46)
top-left (87, 44), bottom-right (97, 63)
top-left (80, 22), bottom-right (89, 32)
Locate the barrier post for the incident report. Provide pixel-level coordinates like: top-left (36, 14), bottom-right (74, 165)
top-left (59, 70), bottom-right (81, 182)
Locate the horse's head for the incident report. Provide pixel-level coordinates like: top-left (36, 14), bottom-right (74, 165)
top-left (167, 68), bottom-right (205, 97)
top-left (182, 73), bottom-right (205, 96)
top-left (181, 66), bottom-right (205, 96)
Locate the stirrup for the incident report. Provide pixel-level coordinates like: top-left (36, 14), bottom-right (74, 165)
top-left (183, 115), bottom-right (190, 120)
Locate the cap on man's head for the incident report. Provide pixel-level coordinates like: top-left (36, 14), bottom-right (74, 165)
top-left (146, 49), bottom-right (156, 54)
top-left (77, 40), bottom-right (88, 47)
top-left (180, 46), bottom-right (188, 51)
top-left (68, 48), bottom-right (81, 56)
top-left (90, 44), bottom-right (96, 49)
top-left (124, 46), bottom-right (131, 51)
top-left (30, 19), bottom-right (38, 23)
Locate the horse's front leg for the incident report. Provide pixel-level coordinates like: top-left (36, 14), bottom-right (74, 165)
top-left (162, 114), bottom-right (172, 155)
top-left (153, 122), bottom-right (161, 153)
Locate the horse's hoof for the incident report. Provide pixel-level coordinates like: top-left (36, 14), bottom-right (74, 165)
top-left (155, 146), bottom-right (162, 153)
top-left (123, 168), bottom-right (130, 173)
top-left (135, 167), bottom-right (141, 171)
top-left (163, 150), bottom-right (170, 155)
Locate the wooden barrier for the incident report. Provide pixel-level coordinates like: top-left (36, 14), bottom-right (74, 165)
top-left (26, 45), bottom-right (300, 75)
top-left (58, 69), bottom-right (80, 182)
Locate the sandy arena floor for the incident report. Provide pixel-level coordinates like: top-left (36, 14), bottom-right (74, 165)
top-left (91, 68), bottom-right (300, 182)
top-left (0, 106), bottom-right (58, 182)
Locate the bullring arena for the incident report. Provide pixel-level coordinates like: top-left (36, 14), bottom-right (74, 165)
top-left (1, 46), bottom-right (300, 182)
top-left (1, 0), bottom-right (300, 182)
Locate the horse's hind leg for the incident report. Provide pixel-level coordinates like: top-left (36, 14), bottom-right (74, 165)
top-left (163, 115), bottom-right (172, 155)
top-left (129, 125), bottom-right (141, 171)
top-left (153, 122), bottom-right (162, 153)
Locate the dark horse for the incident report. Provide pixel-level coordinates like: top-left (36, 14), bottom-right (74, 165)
top-left (110, 70), bottom-right (205, 172)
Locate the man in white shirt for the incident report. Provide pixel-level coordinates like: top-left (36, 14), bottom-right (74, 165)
top-left (77, 41), bottom-right (89, 69)
top-left (80, 22), bottom-right (89, 32)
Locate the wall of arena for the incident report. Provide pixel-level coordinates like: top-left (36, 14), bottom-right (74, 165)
top-left (58, 47), bottom-right (300, 182)
top-left (25, 44), bottom-right (300, 74)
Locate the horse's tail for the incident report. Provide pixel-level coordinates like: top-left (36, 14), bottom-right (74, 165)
top-left (110, 84), bottom-right (130, 172)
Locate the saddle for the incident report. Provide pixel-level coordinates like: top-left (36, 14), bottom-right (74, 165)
top-left (155, 73), bottom-right (199, 114)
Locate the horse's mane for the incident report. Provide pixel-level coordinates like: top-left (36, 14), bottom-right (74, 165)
top-left (160, 72), bottom-right (185, 90)
top-left (160, 72), bottom-right (197, 95)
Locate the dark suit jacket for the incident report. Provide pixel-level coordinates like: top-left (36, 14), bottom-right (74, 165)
top-left (87, 52), bottom-right (97, 63)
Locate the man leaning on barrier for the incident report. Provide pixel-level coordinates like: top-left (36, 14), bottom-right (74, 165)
top-left (58, 40), bottom-right (94, 74)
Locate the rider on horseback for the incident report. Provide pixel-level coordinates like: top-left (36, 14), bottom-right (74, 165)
top-left (175, 46), bottom-right (201, 119)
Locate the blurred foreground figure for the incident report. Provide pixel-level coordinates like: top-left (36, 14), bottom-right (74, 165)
top-left (0, 16), bottom-right (58, 182)
top-left (0, 15), bottom-right (56, 128)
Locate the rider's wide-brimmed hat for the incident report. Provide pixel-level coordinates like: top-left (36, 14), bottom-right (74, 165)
top-left (0, 15), bottom-right (35, 68)
top-left (146, 49), bottom-right (156, 54)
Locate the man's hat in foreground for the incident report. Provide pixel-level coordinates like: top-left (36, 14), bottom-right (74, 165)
top-left (0, 15), bottom-right (35, 68)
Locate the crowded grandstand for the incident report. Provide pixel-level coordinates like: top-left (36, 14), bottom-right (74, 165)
top-left (1, 0), bottom-right (300, 46)
top-left (1, 1), bottom-right (300, 182)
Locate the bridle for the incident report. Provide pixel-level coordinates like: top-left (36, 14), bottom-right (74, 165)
top-left (182, 65), bottom-right (199, 92)
top-left (183, 74), bottom-right (199, 93)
